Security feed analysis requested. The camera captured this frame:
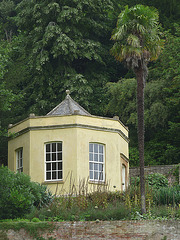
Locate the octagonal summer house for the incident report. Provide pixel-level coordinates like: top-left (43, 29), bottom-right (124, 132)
top-left (8, 90), bottom-right (129, 194)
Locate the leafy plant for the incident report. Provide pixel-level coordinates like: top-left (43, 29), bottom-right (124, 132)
top-left (131, 173), bottom-right (169, 189)
top-left (0, 166), bottom-right (52, 219)
top-left (147, 173), bottom-right (168, 189)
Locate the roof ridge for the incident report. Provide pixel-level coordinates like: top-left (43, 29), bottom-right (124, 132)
top-left (66, 94), bottom-right (73, 114)
top-left (46, 90), bottom-right (91, 116)
top-left (67, 94), bottom-right (90, 115)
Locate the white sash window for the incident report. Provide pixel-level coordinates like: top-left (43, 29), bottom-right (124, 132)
top-left (16, 148), bottom-right (23, 173)
top-left (45, 142), bottom-right (62, 181)
top-left (89, 143), bottom-right (105, 181)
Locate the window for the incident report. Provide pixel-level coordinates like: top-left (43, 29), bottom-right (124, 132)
top-left (45, 142), bottom-right (62, 181)
top-left (16, 148), bottom-right (23, 173)
top-left (122, 164), bottom-right (126, 191)
top-left (89, 143), bottom-right (104, 181)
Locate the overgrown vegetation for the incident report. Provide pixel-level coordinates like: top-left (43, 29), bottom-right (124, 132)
top-left (0, 166), bottom-right (52, 219)
top-left (0, 171), bottom-right (179, 240)
top-left (1, 171), bottom-right (179, 223)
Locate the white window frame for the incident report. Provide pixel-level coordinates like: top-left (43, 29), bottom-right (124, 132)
top-left (89, 143), bottom-right (105, 182)
top-left (122, 164), bottom-right (126, 191)
top-left (16, 148), bottom-right (23, 173)
top-left (45, 142), bottom-right (63, 181)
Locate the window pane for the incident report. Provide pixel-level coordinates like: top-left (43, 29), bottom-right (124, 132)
top-left (46, 153), bottom-right (50, 161)
top-left (20, 159), bottom-right (23, 167)
top-left (99, 145), bottom-right (103, 154)
top-left (94, 144), bottom-right (98, 153)
top-left (99, 154), bottom-right (103, 162)
top-left (52, 162), bottom-right (56, 170)
top-left (57, 143), bottom-right (62, 151)
top-left (46, 163), bottom-right (51, 171)
top-left (52, 143), bottom-right (56, 152)
top-left (99, 172), bottom-right (103, 180)
top-left (99, 164), bottom-right (103, 172)
top-left (58, 171), bottom-right (62, 179)
top-left (46, 172), bottom-right (51, 180)
top-left (52, 171), bottom-right (56, 179)
top-left (46, 144), bottom-right (50, 152)
top-left (94, 163), bottom-right (98, 170)
top-left (89, 153), bottom-right (93, 161)
top-left (58, 153), bottom-right (62, 160)
top-left (17, 160), bottom-right (19, 168)
top-left (58, 162), bottom-right (62, 170)
top-left (94, 154), bottom-right (98, 162)
top-left (20, 150), bottom-right (23, 158)
top-left (52, 153), bottom-right (56, 161)
top-left (94, 171), bottom-right (98, 180)
top-left (89, 143), bottom-right (93, 152)
top-left (90, 171), bottom-right (93, 180)
top-left (89, 163), bottom-right (93, 170)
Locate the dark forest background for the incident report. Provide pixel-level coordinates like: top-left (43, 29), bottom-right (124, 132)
top-left (0, 0), bottom-right (179, 166)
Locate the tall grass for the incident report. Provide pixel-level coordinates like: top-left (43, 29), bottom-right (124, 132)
top-left (153, 185), bottom-right (180, 205)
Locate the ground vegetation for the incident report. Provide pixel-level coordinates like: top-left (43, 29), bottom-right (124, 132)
top-left (0, 170), bottom-right (179, 222)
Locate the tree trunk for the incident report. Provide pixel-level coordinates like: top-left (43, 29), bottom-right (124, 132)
top-left (135, 65), bottom-right (146, 214)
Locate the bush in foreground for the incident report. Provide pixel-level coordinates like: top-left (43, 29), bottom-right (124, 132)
top-left (0, 166), bottom-right (52, 219)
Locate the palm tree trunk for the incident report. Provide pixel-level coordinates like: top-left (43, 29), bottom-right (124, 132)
top-left (135, 66), bottom-right (146, 214)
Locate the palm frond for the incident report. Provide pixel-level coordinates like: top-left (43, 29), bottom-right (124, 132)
top-left (111, 24), bottom-right (127, 41)
top-left (111, 4), bottom-right (163, 66)
top-left (127, 34), bottom-right (140, 48)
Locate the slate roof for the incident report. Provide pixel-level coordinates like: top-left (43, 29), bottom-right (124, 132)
top-left (47, 90), bottom-right (91, 116)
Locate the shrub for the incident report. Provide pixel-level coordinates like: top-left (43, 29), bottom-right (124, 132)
top-left (147, 173), bottom-right (168, 189)
top-left (0, 166), bottom-right (52, 219)
top-left (131, 173), bottom-right (168, 189)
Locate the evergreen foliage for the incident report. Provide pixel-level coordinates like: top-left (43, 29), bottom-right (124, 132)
top-left (11, 0), bottom-right (116, 116)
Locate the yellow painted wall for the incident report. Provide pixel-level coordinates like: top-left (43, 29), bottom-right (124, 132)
top-left (8, 115), bottom-right (129, 194)
top-left (29, 128), bottom-right (78, 194)
top-left (9, 115), bottom-right (128, 137)
top-left (8, 132), bottom-right (30, 175)
top-left (76, 128), bottom-right (128, 192)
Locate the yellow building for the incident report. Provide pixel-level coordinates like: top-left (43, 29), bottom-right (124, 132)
top-left (8, 90), bottom-right (129, 195)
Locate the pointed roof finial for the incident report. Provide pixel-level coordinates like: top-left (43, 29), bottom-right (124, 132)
top-left (46, 89), bottom-right (91, 116)
top-left (66, 89), bottom-right (70, 95)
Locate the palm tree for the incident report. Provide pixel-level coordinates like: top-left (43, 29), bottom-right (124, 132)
top-left (111, 4), bottom-right (163, 214)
